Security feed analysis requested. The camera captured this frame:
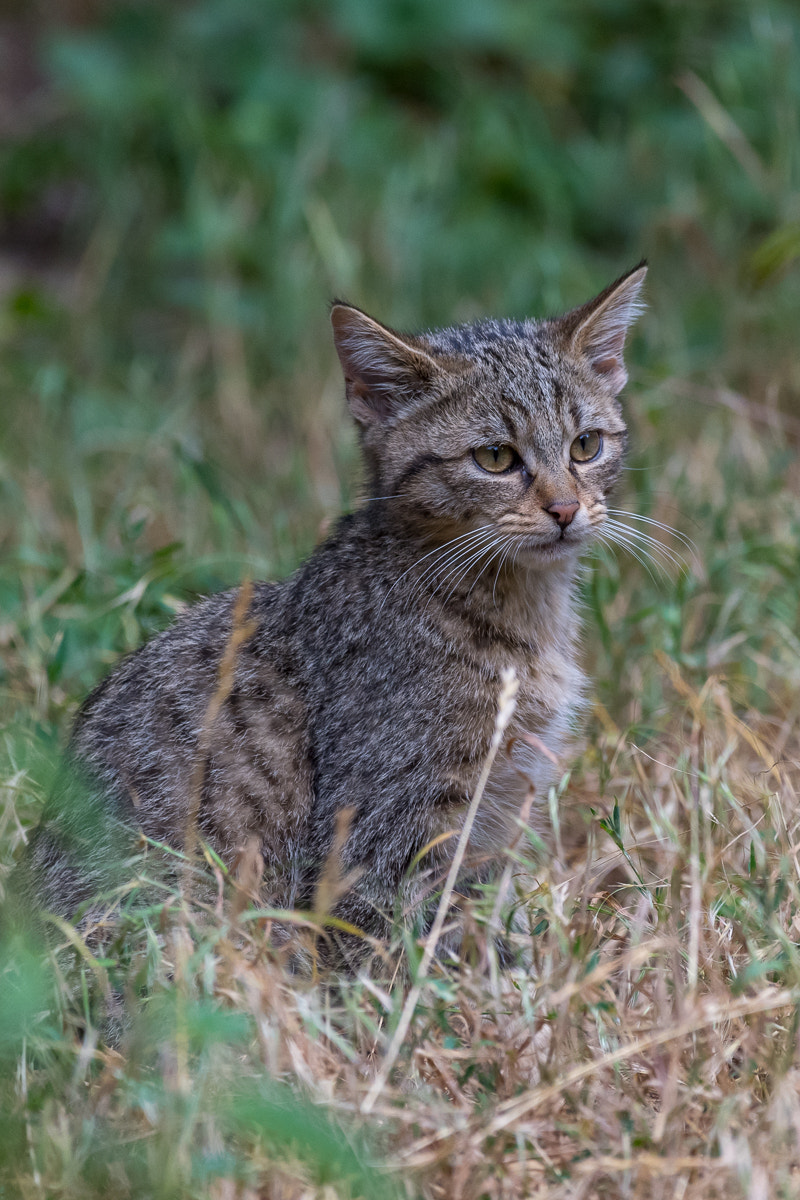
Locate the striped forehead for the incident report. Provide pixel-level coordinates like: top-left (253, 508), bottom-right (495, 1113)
top-left (427, 320), bottom-right (591, 442)
top-left (425, 317), bottom-right (542, 361)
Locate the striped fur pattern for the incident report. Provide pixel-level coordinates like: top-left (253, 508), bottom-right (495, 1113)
top-left (29, 265), bottom-right (647, 945)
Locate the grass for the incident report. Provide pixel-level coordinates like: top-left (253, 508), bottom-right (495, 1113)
top-left (2, 1), bottom-right (800, 1196)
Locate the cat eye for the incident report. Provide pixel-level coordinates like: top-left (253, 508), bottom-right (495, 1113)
top-left (473, 444), bottom-right (519, 474)
top-left (570, 430), bottom-right (603, 462)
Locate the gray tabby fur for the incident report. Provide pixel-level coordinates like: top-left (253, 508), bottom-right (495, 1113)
top-left (27, 264), bottom-right (647, 945)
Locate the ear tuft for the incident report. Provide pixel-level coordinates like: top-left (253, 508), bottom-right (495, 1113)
top-left (563, 263), bottom-right (647, 396)
top-left (331, 304), bottom-right (440, 426)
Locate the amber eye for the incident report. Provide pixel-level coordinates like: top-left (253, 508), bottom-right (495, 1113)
top-left (570, 430), bottom-right (602, 462)
top-left (473, 444), bottom-right (519, 474)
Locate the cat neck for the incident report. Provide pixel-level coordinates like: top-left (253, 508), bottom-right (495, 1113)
top-left (450, 550), bottom-right (581, 644)
top-left (366, 501), bottom-right (582, 642)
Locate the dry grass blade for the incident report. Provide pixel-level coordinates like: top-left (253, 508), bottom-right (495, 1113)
top-left (666, 378), bottom-right (800, 442)
top-left (481, 986), bottom-right (798, 1140)
top-left (361, 667), bottom-right (519, 1115)
top-left (677, 71), bottom-right (769, 190)
top-left (184, 580), bottom-right (259, 866)
top-left (312, 805), bottom-right (360, 924)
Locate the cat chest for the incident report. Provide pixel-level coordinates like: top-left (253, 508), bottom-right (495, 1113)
top-left (466, 653), bottom-right (585, 855)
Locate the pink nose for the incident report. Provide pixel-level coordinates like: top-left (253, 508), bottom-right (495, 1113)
top-left (546, 501), bottom-right (580, 529)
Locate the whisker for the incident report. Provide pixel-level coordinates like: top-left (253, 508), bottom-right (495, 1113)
top-left (604, 516), bottom-right (686, 562)
top-left (604, 519), bottom-right (689, 575)
top-left (379, 525), bottom-right (495, 611)
top-left (595, 529), bottom-right (668, 585)
top-left (416, 529), bottom-right (499, 597)
top-left (609, 491), bottom-right (702, 531)
top-left (621, 532), bottom-right (688, 576)
top-left (606, 508), bottom-right (698, 554)
top-left (408, 532), bottom-right (502, 613)
top-left (438, 544), bottom-right (502, 606)
top-left (597, 536), bottom-right (664, 585)
top-left (609, 529), bottom-right (682, 584)
top-left (465, 536), bottom-right (514, 599)
top-left (435, 534), bottom-right (504, 604)
top-left (492, 536), bottom-right (518, 607)
top-left (424, 530), bottom-right (501, 600)
top-left (602, 523), bottom-right (675, 572)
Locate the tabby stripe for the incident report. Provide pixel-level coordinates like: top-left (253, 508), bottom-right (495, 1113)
top-left (497, 391), bottom-right (532, 419)
top-left (392, 452), bottom-right (446, 493)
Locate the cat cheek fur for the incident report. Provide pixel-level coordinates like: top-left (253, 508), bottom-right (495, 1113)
top-left (26, 265), bottom-right (647, 952)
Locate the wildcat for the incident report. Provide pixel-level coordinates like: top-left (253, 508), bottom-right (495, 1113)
top-left (27, 263), bottom-right (647, 945)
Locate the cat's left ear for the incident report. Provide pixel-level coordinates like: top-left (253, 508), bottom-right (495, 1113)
top-left (563, 263), bottom-right (647, 396)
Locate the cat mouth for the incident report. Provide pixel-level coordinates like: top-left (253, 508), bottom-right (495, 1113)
top-left (511, 530), bottom-right (588, 561)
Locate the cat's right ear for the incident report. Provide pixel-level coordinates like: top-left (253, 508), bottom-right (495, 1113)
top-left (331, 304), bottom-right (440, 426)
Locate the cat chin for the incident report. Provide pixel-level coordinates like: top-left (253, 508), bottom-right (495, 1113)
top-left (513, 538), bottom-right (583, 568)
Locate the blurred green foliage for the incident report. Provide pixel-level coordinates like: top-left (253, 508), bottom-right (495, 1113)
top-left (6, 0), bottom-right (799, 348)
top-left (0, 0), bottom-right (797, 765)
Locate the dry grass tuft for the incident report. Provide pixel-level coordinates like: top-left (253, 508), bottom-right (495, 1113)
top-left (5, 626), bottom-right (800, 1197)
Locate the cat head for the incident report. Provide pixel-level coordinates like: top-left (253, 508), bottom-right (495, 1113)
top-left (331, 264), bottom-right (646, 566)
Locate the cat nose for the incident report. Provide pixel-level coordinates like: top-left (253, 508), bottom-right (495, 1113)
top-left (545, 500), bottom-right (580, 528)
